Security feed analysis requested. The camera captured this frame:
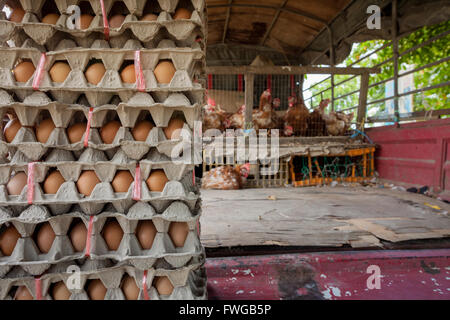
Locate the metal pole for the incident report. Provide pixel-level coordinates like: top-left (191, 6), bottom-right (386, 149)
top-left (392, 0), bottom-right (400, 126)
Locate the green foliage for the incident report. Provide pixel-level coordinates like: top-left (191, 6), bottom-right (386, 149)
top-left (308, 21), bottom-right (450, 120)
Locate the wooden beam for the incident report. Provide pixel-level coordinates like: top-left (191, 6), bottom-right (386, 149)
top-left (367, 109), bottom-right (450, 123)
top-left (206, 66), bottom-right (381, 75)
top-left (244, 73), bottom-right (255, 128)
top-left (207, 3), bottom-right (328, 25)
top-left (222, 0), bottom-right (233, 43)
top-left (357, 73), bottom-right (370, 127)
top-left (260, 0), bottom-right (288, 46)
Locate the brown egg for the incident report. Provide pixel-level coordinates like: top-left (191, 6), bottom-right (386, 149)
top-left (173, 8), bottom-right (192, 20)
top-left (42, 13), bottom-right (59, 24)
top-left (120, 64), bottom-right (135, 84)
top-left (111, 170), bottom-right (133, 193)
top-left (100, 120), bottom-right (121, 144)
top-left (154, 61), bottom-right (176, 84)
top-left (36, 118), bottom-right (56, 143)
top-left (35, 222), bottom-right (55, 253)
top-left (136, 220), bottom-right (157, 250)
top-left (9, 7), bottom-right (25, 23)
top-left (85, 63), bottom-right (106, 85)
top-left (13, 61), bottom-right (35, 83)
top-left (6, 172), bottom-right (27, 196)
top-left (146, 170), bottom-right (169, 192)
top-left (121, 275), bottom-right (139, 300)
top-left (78, 14), bottom-right (93, 30)
top-left (43, 170), bottom-right (65, 194)
top-left (69, 220), bottom-right (87, 252)
top-left (132, 120), bottom-right (153, 141)
top-left (102, 220), bottom-right (123, 251)
top-left (4, 118), bottom-right (22, 143)
top-left (109, 14), bottom-right (125, 28)
top-left (67, 122), bottom-right (87, 144)
top-left (140, 13), bottom-right (158, 21)
top-left (168, 222), bottom-right (189, 247)
top-left (51, 281), bottom-right (71, 300)
top-left (86, 279), bottom-right (107, 300)
top-left (153, 276), bottom-right (174, 296)
top-left (15, 286), bottom-right (33, 300)
top-left (49, 62), bottom-right (71, 83)
top-left (163, 118), bottom-right (185, 140)
top-left (0, 225), bottom-right (21, 256)
top-left (76, 171), bottom-right (100, 197)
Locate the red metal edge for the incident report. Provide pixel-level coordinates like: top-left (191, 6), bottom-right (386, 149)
top-left (205, 249), bottom-right (450, 300)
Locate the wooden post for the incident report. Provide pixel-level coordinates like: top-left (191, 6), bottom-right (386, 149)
top-left (357, 73), bottom-right (370, 128)
top-left (244, 73), bottom-right (254, 129)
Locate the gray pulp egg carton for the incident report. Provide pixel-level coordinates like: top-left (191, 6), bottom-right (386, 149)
top-left (0, 0), bottom-right (206, 48)
top-left (0, 161), bottom-right (199, 215)
top-left (0, 42), bottom-right (205, 107)
top-left (0, 90), bottom-right (201, 129)
top-left (0, 200), bottom-right (203, 276)
top-left (0, 262), bottom-right (207, 300)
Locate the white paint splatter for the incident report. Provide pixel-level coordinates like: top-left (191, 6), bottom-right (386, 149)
top-left (330, 286), bottom-right (341, 297)
top-left (235, 290), bottom-right (244, 295)
top-left (321, 288), bottom-right (332, 300)
top-left (345, 291), bottom-right (352, 297)
top-left (320, 274), bottom-right (327, 279)
top-left (231, 269), bottom-right (239, 275)
top-left (250, 290), bottom-right (256, 294)
top-left (242, 269), bottom-right (252, 275)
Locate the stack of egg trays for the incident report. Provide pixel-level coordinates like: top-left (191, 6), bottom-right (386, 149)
top-left (0, 0), bottom-right (207, 300)
top-left (0, 0), bottom-right (206, 49)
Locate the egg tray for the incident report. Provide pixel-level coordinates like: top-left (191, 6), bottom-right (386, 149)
top-left (0, 199), bottom-right (204, 274)
top-left (1, 148), bottom-right (195, 181)
top-left (0, 44), bottom-right (205, 107)
top-left (0, 165), bottom-right (200, 215)
top-left (0, 262), bottom-right (207, 300)
top-left (0, 0), bottom-right (206, 45)
top-left (0, 90), bottom-right (201, 128)
top-left (0, 120), bottom-right (201, 162)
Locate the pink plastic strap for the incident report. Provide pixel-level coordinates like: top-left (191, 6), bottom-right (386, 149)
top-left (196, 220), bottom-right (200, 236)
top-left (100, 0), bottom-right (110, 40)
top-left (133, 164), bottom-right (141, 201)
top-left (32, 53), bottom-right (46, 90)
top-left (34, 277), bottom-right (42, 300)
top-left (84, 107), bottom-right (93, 147)
top-left (134, 50), bottom-right (146, 92)
top-left (27, 162), bottom-right (36, 204)
top-left (192, 169), bottom-right (195, 186)
top-left (85, 216), bottom-right (94, 258)
top-left (142, 270), bottom-right (150, 300)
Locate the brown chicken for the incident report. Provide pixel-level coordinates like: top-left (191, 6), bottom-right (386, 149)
top-left (322, 111), bottom-right (355, 136)
top-left (307, 99), bottom-right (329, 136)
top-left (252, 90), bottom-right (280, 131)
top-left (226, 104), bottom-right (246, 130)
top-left (283, 96), bottom-right (310, 136)
top-left (201, 164), bottom-right (250, 190)
top-left (202, 98), bottom-right (229, 132)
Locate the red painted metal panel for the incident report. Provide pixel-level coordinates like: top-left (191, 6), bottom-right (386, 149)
top-left (367, 119), bottom-right (450, 200)
top-left (205, 249), bottom-right (450, 300)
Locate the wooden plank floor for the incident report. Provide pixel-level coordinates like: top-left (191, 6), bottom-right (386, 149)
top-left (200, 186), bottom-right (450, 249)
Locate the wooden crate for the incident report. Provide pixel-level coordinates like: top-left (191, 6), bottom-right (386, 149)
top-left (290, 147), bottom-right (376, 187)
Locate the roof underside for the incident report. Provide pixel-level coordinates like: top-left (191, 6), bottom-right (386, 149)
top-left (206, 0), bottom-right (450, 66)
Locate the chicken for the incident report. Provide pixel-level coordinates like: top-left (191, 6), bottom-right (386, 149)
top-left (202, 98), bottom-right (229, 132)
top-left (226, 104), bottom-right (246, 130)
top-left (201, 164), bottom-right (250, 190)
top-left (252, 90), bottom-right (280, 131)
top-left (307, 99), bottom-right (329, 136)
top-left (322, 108), bottom-right (355, 136)
top-left (283, 96), bottom-right (309, 136)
